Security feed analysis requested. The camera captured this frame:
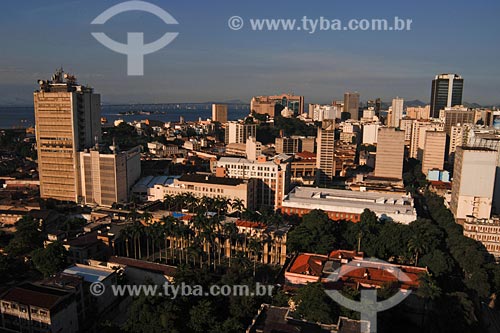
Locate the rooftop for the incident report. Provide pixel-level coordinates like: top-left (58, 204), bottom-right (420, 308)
top-left (282, 187), bottom-right (415, 216)
top-left (108, 256), bottom-right (177, 277)
top-left (178, 174), bottom-right (246, 186)
top-left (1, 283), bottom-right (71, 310)
top-left (63, 264), bottom-right (115, 283)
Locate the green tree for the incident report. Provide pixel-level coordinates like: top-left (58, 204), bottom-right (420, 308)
top-left (31, 242), bottom-right (68, 277)
top-left (292, 282), bottom-right (338, 324)
top-left (287, 210), bottom-right (340, 254)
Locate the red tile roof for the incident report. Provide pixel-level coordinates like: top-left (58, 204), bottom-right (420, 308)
top-left (1, 284), bottom-right (71, 310)
top-left (289, 254), bottom-right (328, 276)
top-left (108, 256), bottom-right (177, 277)
top-left (295, 151), bottom-right (316, 160)
top-left (236, 220), bottom-right (266, 229)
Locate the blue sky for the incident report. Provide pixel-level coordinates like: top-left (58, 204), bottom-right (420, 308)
top-left (0, 0), bottom-right (499, 105)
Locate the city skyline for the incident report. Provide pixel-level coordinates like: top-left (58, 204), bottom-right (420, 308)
top-left (1, 0), bottom-right (500, 106)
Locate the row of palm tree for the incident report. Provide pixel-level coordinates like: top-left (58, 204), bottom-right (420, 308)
top-left (117, 205), bottom-right (286, 274)
top-left (162, 193), bottom-right (245, 217)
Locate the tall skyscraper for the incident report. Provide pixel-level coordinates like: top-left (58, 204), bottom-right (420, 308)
top-left (391, 97), bottom-right (404, 128)
top-left (344, 92), bottom-right (360, 120)
top-left (421, 131), bottom-right (446, 175)
top-left (450, 147), bottom-right (497, 220)
top-left (316, 121), bottom-right (336, 185)
top-left (430, 74), bottom-right (464, 118)
top-left (212, 104), bottom-right (228, 123)
top-left (34, 69), bottom-right (101, 202)
top-left (374, 128), bottom-right (405, 180)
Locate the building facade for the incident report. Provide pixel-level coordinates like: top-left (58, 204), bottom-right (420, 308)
top-left (450, 147), bottom-right (497, 220)
top-left (430, 73), bottom-right (464, 118)
top-left (78, 146), bottom-right (141, 206)
top-left (34, 69), bottom-right (101, 202)
top-left (421, 131), bottom-right (446, 175)
top-left (212, 104), bottom-right (228, 123)
top-left (225, 121), bottom-right (257, 144)
top-left (251, 94), bottom-right (304, 117)
top-left (215, 156), bottom-right (291, 209)
top-left (374, 128), bottom-right (405, 180)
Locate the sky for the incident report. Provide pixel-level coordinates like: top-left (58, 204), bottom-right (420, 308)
top-left (0, 0), bottom-right (499, 106)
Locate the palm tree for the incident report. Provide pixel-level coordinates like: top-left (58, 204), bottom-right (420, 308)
top-left (231, 198), bottom-right (245, 218)
top-left (408, 235), bottom-right (428, 266)
top-left (121, 225), bottom-right (133, 258)
top-left (131, 222), bottom-right (144, 259)
top-left (248, 237), bottom-right (263, 277)
top-left (223, 222), bottom-right (238, 267)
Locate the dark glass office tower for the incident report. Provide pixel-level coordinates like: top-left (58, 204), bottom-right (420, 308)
top-left (430, 74), bottom-right (464, 118)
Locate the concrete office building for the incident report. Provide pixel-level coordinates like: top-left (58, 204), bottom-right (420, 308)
top-left (316, 121), bottom-right (336, 185)
top-left (362, 123), bottom-right (380, 145)
top-left (281, 187), bottom-right (417, 224)
top-left (344, 92), bottom-right (360, 120)
top-left (251, 94), bottom-right (304, 117)
top-left (430, 74), bottom-right (464, 118)
top-left (215, 156), bottom-right (291, 209)
top-left (406, 106), bottom-right (431, 120)
top-left (463, 217), bottom-right (500, 258)
top-left (449, 124), bottom-right (472, 163)
top-left (390, 97), bottom-right (404, 128)
top-left (246, 136), bottom-right (262, 161)
top-left (374, 128), bottom-right (405, 180)
top-left (225, 121), bottom-right (257, 144)
top-left (34, 69), bottom-right (100, 202)
top-left (450, 147), bottom-right (497, 220)
top-left (409, 120), bottom-right (445, 159)
top-left (310, 104), bottom-right (338, 121)
top-left (400, 118), bottom-right (414, 143)
top-left (275, 136), bottom-right (316, 154)
top-left (421, 131), bottom-right (446, 176)
top-left (147, 174), bottom-right (257, 211)
top-left (79, 146), bottom-right (141, 206)
top-left (212, 104), bottom-right (228, 123)
top-left (0, 283), bottom-right (79, 333)
top-left (442, 106), bottom-right (475, 135)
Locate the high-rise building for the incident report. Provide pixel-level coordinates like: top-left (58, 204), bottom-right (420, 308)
top-left (442, 106), bottom-right (474, 135)
top-left (421, 131), bottom-right (446, 175)
top-left (362, 123), bottom-right (379, 145)
top-left (215, 156), bottom-right (290, 209)
top-left (374, 128), bottom-right (405, 180)
top-left (245, 136), bottom-right (262, 161)
top-left (409, 120), bottom-right (444, 159)
top-left (212, 104), bottom-right (228, 123)
top-left (79, 145), bottom-right (141, 206)
top-left (391, 97), bottom-right (404, 128)
top-left (449, 124), bottom-right (471, 164)
top-left (275, 136), bottom-right (316, 154)
top-left (224, 121), bottom-right (257, 144)
top-left (34, 69), bottom-right (101, 202)
top-left (344, 92), bottom-right (360, 120)
top-left (450, 147), bottom-right (497, 220)
top-left (316, 121), bottom-right (336, 185)
top-left (251, 94), bottom-right (304, 117)
top-left (430, 74), bottom-right (464, 118)
top-left (406, 105), bottom-right (431, 120)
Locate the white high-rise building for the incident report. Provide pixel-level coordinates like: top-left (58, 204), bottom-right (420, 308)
top-left (391, 97), bottom-right (404, 128)
top-left (450, 147), bottom-right (497, 220)
top-left (225, 121), bottom-right (257, 144)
